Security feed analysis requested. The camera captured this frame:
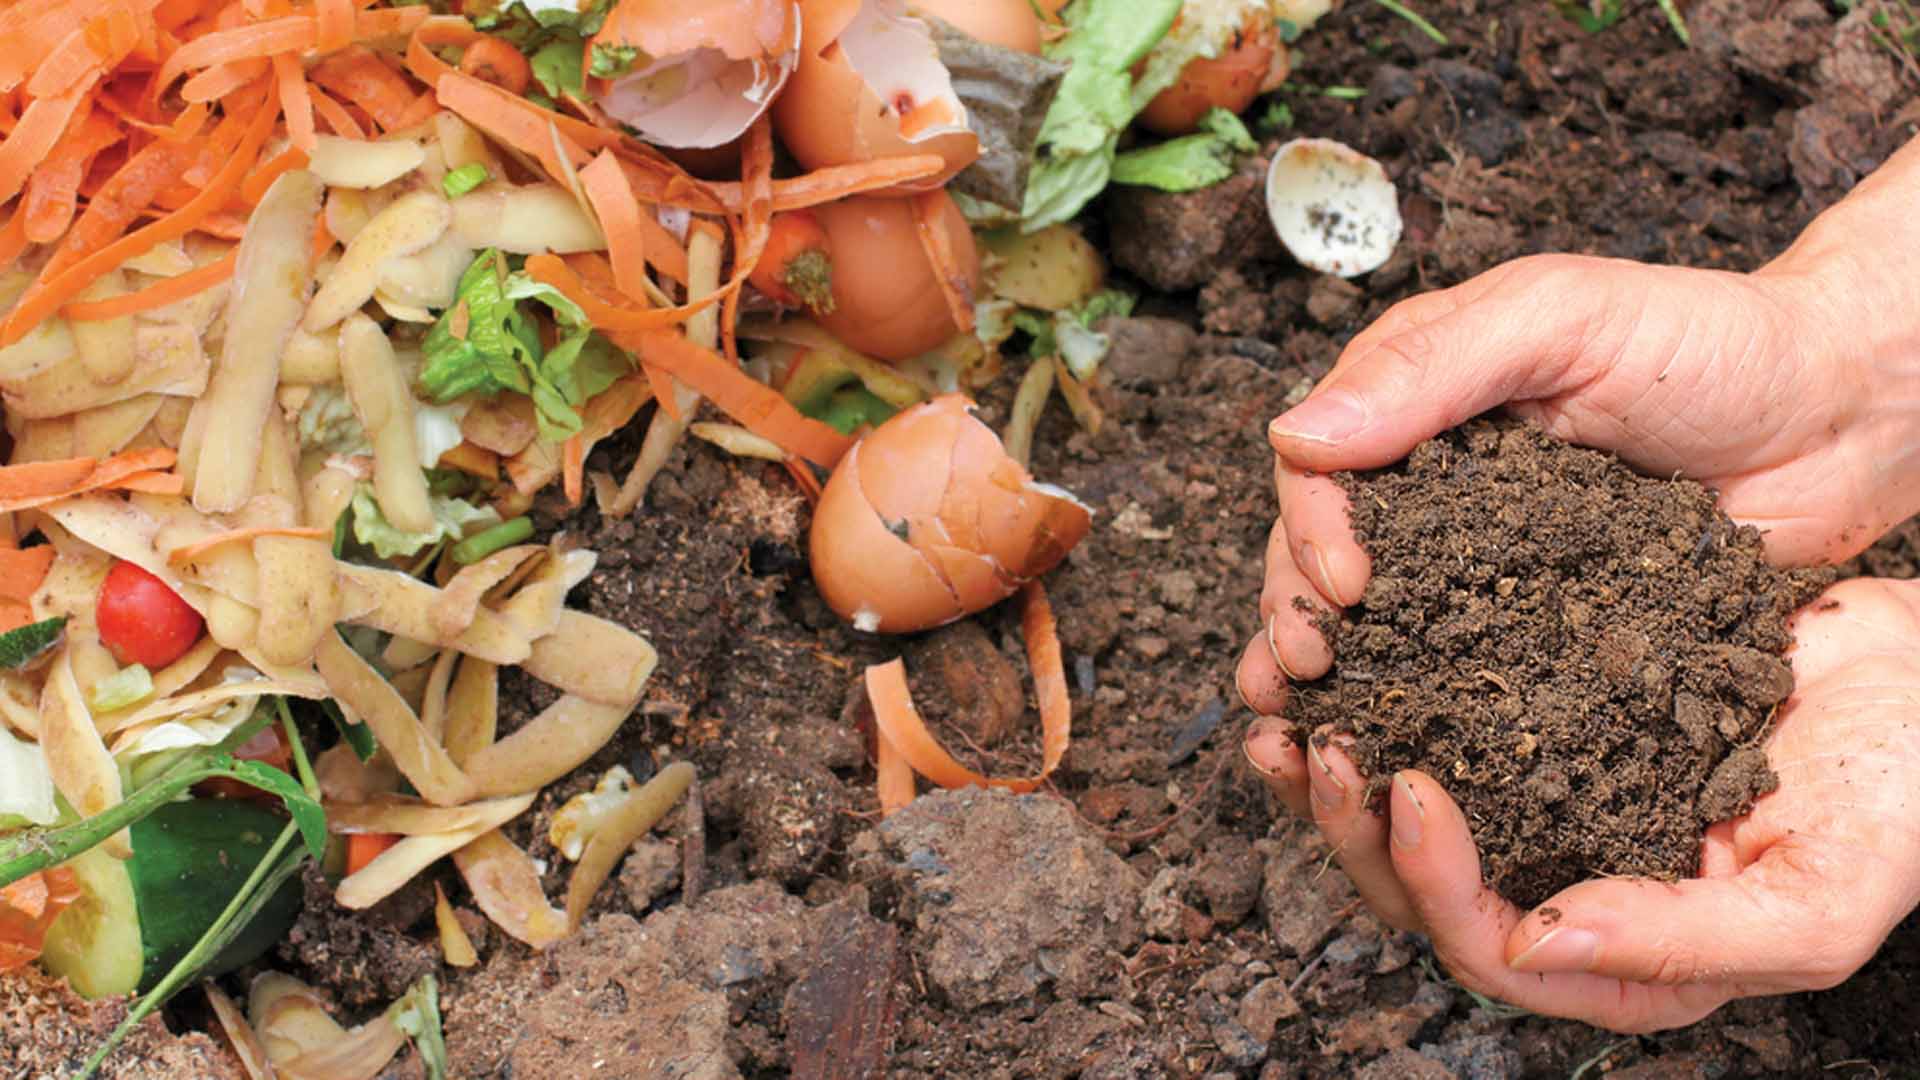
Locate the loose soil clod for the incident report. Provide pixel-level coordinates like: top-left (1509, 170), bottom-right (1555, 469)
top-left (1288, 418), bottom-right (1835, 907)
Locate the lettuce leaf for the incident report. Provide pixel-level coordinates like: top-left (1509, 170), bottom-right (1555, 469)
top-left (419, 250), bottom-right (632, 443)
top-left (1020, 0), bottom-right (1271, 230)
top-left (0, 723), bottom-right (57, 826)
top-left (1112, 107), bottom-right (1257, 191)
top-left (349, 485), bottom-right (501, 560)
top-left (1020, 0), bottom-right (1180, 231)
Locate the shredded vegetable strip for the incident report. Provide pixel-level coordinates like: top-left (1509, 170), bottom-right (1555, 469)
top-left (0, 448), bottom-right (180, 513)
top-left (0, 85), bottom-right (280, 347)
top-left (0, 83), bottom-right (95, 205)
top-left (272, 51), bottom-right (315, 152)
top-left (578, 151), bottom-right (648, 302)
top-left (63, 249), bottom-right (234, 320)
top-left (627, 329), bottom-right (852, 469)
top-left (309, 46), bottom-right (419, 132)
top-left (914, 190), bottom-right (976, 334)
top-left (864, 582), bottom-right (1071, 805)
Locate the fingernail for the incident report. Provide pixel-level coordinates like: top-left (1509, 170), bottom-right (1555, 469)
top-left (1390, 773), bottom-right (1424, 849)
top-left (1510, 927), bottom-right (1601, 974)
top-left (1265, 613), bottom-right (1301, 681)
top-left (1307, 739), bottom-right (1347, 810)
top-left (1270, 389), bottom-right (1369, 446)
top-left (1234, 663), bottom-right (1256, 713)
top-left (1299, 542), bottom-right (1342, 606)
top-left (1243, 718), bottom-right (1291, 777)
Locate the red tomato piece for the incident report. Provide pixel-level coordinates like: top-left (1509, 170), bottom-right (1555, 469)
top-left (95, 561), bottom-right (205, 669)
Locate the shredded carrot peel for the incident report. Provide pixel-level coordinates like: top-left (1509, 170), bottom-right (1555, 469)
top-left (864, 582), bottom-right (1072, 814)
top-left (0, 867), bottom-right (82, 973)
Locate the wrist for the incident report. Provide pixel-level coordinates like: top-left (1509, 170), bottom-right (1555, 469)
top-left (1753, 147), bottom-right (1920, 554)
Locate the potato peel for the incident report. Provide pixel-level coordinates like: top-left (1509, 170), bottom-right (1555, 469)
top-left (864, 580), bottom-right (1069, 810)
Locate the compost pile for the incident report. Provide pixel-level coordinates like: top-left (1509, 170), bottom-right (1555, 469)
top-left (1289, 417), bottom-right (1836, 907)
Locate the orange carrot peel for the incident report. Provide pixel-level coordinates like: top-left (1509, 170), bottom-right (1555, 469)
top-left (865, 582), bottom-right (1071, 814)
top-left (0, 867), bottom-right (82, 974)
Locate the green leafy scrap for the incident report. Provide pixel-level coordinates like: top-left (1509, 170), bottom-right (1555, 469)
top-left (1111, 107), bottom-right (1257, 192)
top-left (0, 616), bottom-right (65, 671)
top-left (1019, 0), bottom-right (1182, 231)
top-left (230, 760), bottom-right (326, 859)
top-left (588, 42), bottom-right (639, 78)
top-left (529, 38), bottom-right (585, 98)
top-left (420, 250), bottom-right (632, 443)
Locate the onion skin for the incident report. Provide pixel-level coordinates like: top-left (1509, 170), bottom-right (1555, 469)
top-left (1137, 15), bottom-right (1281, 137)
top-left (809, 395), bottom-right (1091, 633)
top-left (813, 191), bottom-right (978, 361)
top-left (907, 0), bottom-right (1041, 54)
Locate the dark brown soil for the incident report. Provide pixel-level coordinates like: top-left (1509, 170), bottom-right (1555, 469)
top-left (1286, 419), bottom-right (1835, 907)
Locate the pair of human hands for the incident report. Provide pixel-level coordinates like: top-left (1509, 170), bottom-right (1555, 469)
top-left (1239, 138), bottom-right (1920, 1032)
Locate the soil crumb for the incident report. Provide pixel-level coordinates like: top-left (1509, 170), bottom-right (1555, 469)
top-left (1288, 418), bottom-right (1834, 907)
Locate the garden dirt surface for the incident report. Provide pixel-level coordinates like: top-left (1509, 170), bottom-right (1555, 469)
top-left (29, 1), bottom-right (1920, 1077)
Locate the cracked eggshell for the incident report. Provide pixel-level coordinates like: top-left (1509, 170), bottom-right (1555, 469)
top-left (772, 0), bottom-right (981, 193)
top-left (590, 0), bottom-right (801, 149)
top-left (809, 395), bottom-right (1091, 633)
top-left (1265, 137), bottom-right (1402, 278)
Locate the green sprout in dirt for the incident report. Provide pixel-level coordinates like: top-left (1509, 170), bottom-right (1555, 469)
top-left (1375, 0), bottom-right (1450, 45)
top-left (1840, 0), bottom-right (1920, 63)
top-left (1553, 0), bottom-right (1691, 46)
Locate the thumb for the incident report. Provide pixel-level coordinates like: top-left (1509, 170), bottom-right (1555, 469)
top-left (1504, 841), bottom-right (1887, 991)
top-left (1268, 256), bottom-right (1619, 472)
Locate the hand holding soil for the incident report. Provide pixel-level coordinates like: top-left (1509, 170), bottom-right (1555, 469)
top-left (1242, 133), bottom-right (1920, 1033)
top-left (1245, 135), bottom-right (1920, 698)
top-left (1249, 576), bottom-right (1920, 1033)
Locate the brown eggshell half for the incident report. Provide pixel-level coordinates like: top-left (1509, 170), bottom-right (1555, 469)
top-left (809, 395), bottom-right (1092, 633)
top-left (813, 191), bottom-right (979, 361)
top-left (906, 0), bottom-right (1041, 54)
top-left (810, 439), bottom-right (964, 632)
top-left (1136, 15), bottom-right (1280, 137)
top-left (595, 0), bottom-right (796, 60)
top-left (772, 0), bottom-right (980, 192)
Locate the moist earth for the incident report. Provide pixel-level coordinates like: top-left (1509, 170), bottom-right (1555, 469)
top-left (1286, 418), bottom-right (1834, 908)
top-left (12, 1), bottom-right (1920, 1077)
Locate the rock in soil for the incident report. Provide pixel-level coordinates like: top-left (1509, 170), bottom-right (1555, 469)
top-left (443, 881), bottom-right (888, 1078)
top-left (1287, 418), bottom-right (1835, 906)
top-left (850, 786), bottom-right (1144, 1009)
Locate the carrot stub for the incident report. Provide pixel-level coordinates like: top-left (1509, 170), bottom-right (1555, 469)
top-left (344, 832), bottom-right (400, 876)
top-left (0, 867), bottom-right (82, 973)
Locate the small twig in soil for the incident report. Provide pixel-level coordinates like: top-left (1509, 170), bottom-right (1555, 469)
top-left (681, 775), bottom-right (706, 904)
top-left (1286, 946), bottom-right (1331, 997)
top-left (1571, 1037), bottom-right (1637, 1080)
top-left (1084, 747), bottom-right (1233, 844)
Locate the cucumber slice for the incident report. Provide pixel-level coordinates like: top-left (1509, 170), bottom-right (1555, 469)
top-left (39, 799), bottom-right (304, 997)
top-left (39, 843), bottom-right (145, 998)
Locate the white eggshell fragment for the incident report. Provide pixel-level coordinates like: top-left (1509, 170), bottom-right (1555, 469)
top-left (1264, 137), bottom-right (1402, 278)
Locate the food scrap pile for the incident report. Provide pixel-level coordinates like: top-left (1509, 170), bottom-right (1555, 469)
top-left (0, 0), bottom-right (1360, 1072)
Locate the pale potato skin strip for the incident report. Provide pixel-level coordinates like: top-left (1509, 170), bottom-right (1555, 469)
top-left (186, 169), bottom-right (323, 513)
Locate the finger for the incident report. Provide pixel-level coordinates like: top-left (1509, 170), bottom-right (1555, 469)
top-left (1236, 631), bottom-right (1289, 717)
top-left (1503, 835), bottom-right (1896, 992)
top-left (1243, 717), bottom-right (1311, 818)
top-left (1267, 255), bottom-right (1616, 473)
top-left (1259, 512), bottom-right (1337, 678)
top-left (1276, 460), bottom-right (1370, 608)
top-left (1387, 770), bottom-right (1730, 1031)
top-left (1308, 736), bottom-right (1420, 931)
